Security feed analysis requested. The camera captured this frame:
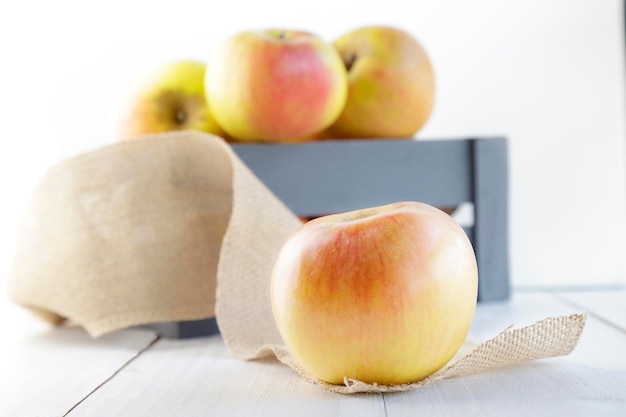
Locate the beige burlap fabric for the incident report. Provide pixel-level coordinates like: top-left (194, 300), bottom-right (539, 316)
top-left (273, 313), bottom-right (586, 393)
top-left (7, 131), bottom-right (586, 393)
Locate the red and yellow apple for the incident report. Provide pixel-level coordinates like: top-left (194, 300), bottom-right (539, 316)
top-left (271, 201), bottom-right (477, 385)
top-left (117, 60), bottom-right (226, 141)
top-left (205, 29), bottom-right (348, 142)
top-left (325, 26), bottom-right (435, 139)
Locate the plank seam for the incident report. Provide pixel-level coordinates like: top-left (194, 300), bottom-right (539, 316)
top-left (552, 293), bottom-right (626, 335)
top-left (62, 334), bottom-right (161, 416)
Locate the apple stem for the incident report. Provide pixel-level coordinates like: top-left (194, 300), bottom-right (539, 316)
top-left (175, 109), bottom-right (186, 125)
top-left (344, 52), bottom-right (357, 72)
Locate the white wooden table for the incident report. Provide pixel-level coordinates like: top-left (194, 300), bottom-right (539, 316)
top-left (1, 287), bottom-right (625, 417)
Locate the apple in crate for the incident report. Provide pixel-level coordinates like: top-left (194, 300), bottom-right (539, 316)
top-left (326, 26), bottom-right (435, 139)
top-left (205, 29), bottom-right (348, 142)
top-left (271, 201), bottom-right (477, 385)
top-left (117, 60), bottom-right (226, 141)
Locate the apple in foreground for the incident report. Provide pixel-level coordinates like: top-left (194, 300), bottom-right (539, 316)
top-left (325, 26), bottom-right (435, 139)
top-left (117, 60), bottom-right (226, 141)
top-left (205, 29), bottom-right (348, 142)
top-left (271, 201), bottom-right (478, 385)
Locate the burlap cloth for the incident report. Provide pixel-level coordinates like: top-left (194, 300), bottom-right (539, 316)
top-left (6, 131), bottom-right (586, 394)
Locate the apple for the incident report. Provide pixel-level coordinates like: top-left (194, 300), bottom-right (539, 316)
top-left (117, 60), bottom-right (226, 141)
top-left (271, 201), bottom-right (477, 385)
top-left (325, 26), bottom-right (435, 139)
top-left (205, 29), bottom-right (348, 142)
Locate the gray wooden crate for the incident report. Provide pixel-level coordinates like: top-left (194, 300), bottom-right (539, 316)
top-left (146, 137), bottom-right (510, 338)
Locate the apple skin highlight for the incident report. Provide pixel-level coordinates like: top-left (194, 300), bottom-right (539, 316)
top-left (271, 202), bottom-right (478, 385)
top-left (206, 29), bottom-right (348, 142)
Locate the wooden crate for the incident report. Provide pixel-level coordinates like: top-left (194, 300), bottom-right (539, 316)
top-left (148, 137), bottom-right (510, 338)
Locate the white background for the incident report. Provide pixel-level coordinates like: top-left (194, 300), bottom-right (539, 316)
top-left (0, 0), bottom-right (625, 295)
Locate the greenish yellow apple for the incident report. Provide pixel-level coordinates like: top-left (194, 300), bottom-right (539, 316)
top-left (117, 60), bottom-right (226, 141)
top-left (205, 29), bottom-right (348, 143)
top-left (326, 26), bottom-right (435, 139)
top-left (271, 201), bottom-right (477, 385)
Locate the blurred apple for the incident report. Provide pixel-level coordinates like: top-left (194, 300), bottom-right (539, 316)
top-left (117, 60), bottom-right (226, 141)
top-left (205, 29), bottom-right (348, 142)
top-left (326, 26), bottom-right (435, 139)
top-left (271, 201), bottom-right (477, 385)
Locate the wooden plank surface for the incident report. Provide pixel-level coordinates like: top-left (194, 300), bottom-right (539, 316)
top-left (3, 290), bottom-right (626, 416)
top-left (67, 335), bottom-right (385, 417)
top-left (555, 287), bottom-right (626, 332)
top-left (61, 291), bottom-right (626, 416)
top-left (0, 300), bottom-right (158, 417)
top-left (383, 292), bottom-right (626, 417)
